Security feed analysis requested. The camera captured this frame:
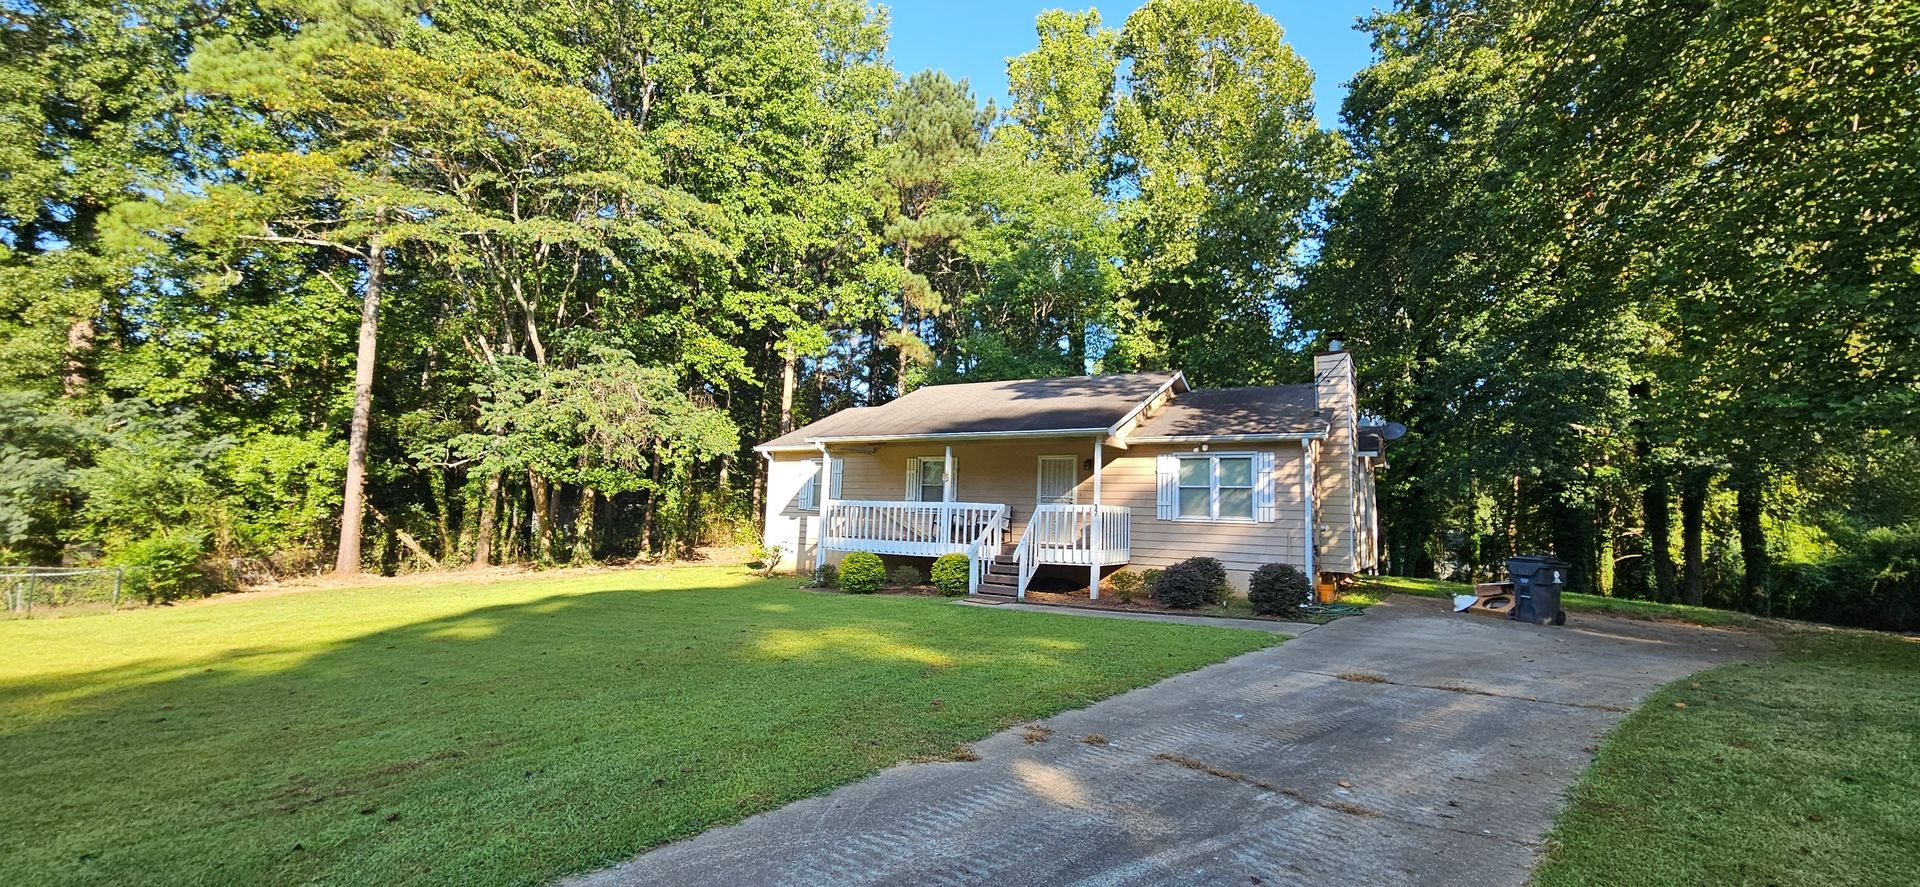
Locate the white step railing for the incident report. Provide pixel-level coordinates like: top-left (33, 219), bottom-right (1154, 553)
top-left (823, 501), bottom-right (1006, 558)
top-left (963, 505), bottom-right (1009, 595)
top-left (1014, 504), bottom-right (1132, 598)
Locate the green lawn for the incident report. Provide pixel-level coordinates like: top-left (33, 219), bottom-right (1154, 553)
top-left (1351, 574), bottom-right (1766, 628)
top-left (1534, 627), bottom-right (1920, 885)
top-left (0, 567), bottom-right (1275, 886)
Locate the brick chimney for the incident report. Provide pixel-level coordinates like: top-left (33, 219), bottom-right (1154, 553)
top-left (1313, 339), bottom-right (1358, 575)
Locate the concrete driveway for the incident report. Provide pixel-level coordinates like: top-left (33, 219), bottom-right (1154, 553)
top-left (567, 596), bottom-right (1763, 887)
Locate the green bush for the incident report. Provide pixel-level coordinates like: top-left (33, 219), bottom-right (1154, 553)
top-left (1154, 557), bottom-right (1230, 609)
top-left (839, 552), bottom-right (885, 594)
top-left (809, 563), bottom-right (838, 588)
top-left (887, 564), bottom-right (925, 587)
top-left (1773, 521), bottom-right (1920, 631)
top-left (108, 528), bottom-right (212, 603)
top-left (1139, 568), bottom-right (1163, 597)
top-left (1106, 569), bottom-right (1147, 603)
top-left (1248, 563), bottom-right (1312, 615)
top-left (931, 554), bottom-right (971, 596)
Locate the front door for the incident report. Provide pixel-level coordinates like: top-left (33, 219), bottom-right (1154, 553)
top-left (1037, 456), bottom-right (1079, 505)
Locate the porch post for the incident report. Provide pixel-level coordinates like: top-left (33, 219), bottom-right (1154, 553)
top-left (942, 445), bottom-right (954, 545)
top-left (815, 443), bottom-right (831, 571)
top-left (1090, 437), bottom-right (1103, 599)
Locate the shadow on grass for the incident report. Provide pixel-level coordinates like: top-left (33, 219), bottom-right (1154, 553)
top-left (0, 582), bottom-right (1266, 887)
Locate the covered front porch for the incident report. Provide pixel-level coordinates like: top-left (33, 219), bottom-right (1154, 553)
top-left (811, 440), bottom-right (1131, 598)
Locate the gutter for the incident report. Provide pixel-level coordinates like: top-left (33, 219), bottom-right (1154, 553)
top-left (772, 427), bottom-right (1116, 448)
top-left (1128, 431), bottom-right (1328, 444)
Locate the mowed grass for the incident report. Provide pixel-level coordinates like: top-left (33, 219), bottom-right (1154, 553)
top-left (1352, 574), bottom-right (1765, 628)
top-left (0, 567), bottom-right (1275, 886)
top-left (1534, 627), bottom-right (1920, 885)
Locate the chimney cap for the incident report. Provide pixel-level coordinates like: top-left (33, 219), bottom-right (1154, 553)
top-left (1326, 332), bottom-right (1347, 352)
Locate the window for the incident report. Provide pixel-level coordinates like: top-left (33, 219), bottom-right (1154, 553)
top-left (907, 457), bottom-right (951, 501)
top-left (798, 458), bottom-right (842, 510)
top-left (1176, 454), bottom-right (1256, 521)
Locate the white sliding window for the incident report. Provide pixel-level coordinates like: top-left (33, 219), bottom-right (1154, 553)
top-left (1174, 454), bottom-right (1256, 521)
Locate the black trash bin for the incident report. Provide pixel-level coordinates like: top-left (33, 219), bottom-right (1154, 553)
top-left (1505, 554), bottom-right (1569, 626)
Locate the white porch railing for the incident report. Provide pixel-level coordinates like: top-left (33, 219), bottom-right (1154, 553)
top-left (1012, 504), bottom-right (1132, 598)
top-left (822, 501), bottom-right (1007, 558)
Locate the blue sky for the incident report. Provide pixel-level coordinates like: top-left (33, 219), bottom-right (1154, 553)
top-left (884, 1), bottom-right (1383, 128)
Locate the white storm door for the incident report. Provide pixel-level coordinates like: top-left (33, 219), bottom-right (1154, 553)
top-left (1037, 456), bottom-right (1079, 505)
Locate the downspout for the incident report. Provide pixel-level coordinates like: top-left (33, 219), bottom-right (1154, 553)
top-left (1301, 439), bottom-right (1315, 582)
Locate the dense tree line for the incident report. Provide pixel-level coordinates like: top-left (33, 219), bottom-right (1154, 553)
top-left (1307, 0), bottom-right (1918, 627)
top-left (2, 0), bottom-right (1913, 628)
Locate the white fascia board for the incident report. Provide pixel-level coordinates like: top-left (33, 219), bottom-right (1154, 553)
top-left (803, 427), bottom-right (1113, 446)
top-left (1127, 431), bottom-right (1329, 444)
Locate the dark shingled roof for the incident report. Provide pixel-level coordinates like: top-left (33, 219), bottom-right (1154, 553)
top-left (757, 372), bottom-right (1181, 449)
top-left (1131, 384), bottom-right (1329, 439)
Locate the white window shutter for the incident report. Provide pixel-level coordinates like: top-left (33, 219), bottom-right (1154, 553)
top-left (799, 459), bottom-right (819, 510)
top-left (1254, 450), bottom-right (1277, 522)
top-left (905, 458), bottom-right (921, 500)
top-left (829, 458), bottom-right (844, 499)
top-left (1155, 453), bottom-right (1178, 519)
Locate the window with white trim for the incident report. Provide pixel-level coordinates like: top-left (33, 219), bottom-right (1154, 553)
top-left (1176, 454), bottom-right (1256, 521)
top-left (798, 458), bottom-right (842, 510)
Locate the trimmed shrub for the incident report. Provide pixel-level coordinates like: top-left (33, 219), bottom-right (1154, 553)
top-left (931, 554), bottom-right (971, 596)
top-left (887, 564), bottom-right (925, 587)
top-left (808, 563), bottom-right (838, 588)
top-left (839, 552), bottom-right (885, 594)
top-left (1105, 569), bottom-right (1147, 604)
top-left (1248, 563), bottom-right (1312, 615)
top-left (1138, 568), bottom-right (1164, 597)
top-left (1154, 557), bottom-right (1230, 609)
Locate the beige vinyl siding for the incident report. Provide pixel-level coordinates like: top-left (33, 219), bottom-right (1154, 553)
top-left (1098, 443), bottom-right (1311, 592)
top-left (1355, 455), bottom-right (1381, 570)
top-left (762, 452), bottom-right (822, 572)
top-left (1313, 351), bottom-right (1359, 574)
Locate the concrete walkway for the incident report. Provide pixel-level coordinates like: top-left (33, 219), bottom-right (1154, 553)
top-left (960, 598), bottom-right (1322, 635)
top-left (567, 597), bottom-right (1764, 887)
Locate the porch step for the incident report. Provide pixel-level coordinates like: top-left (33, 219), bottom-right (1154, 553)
top-left (975, 582), bottom-right (1017, 598)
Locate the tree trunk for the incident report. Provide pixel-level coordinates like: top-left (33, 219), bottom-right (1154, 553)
top-left (572, 487), bottom-right (598, 565)
top-left (474, 471), bottom-right (500, 567)
top-left (62, 315), bottom-right (94, 399)
top-left (1733, 466), bottom-right (1770, 616)
top-left (1644, 470), bottom-right (1677, 602)
top-left (1680, 469), bottom-right (1707, 606)
top-left (641, 444), bottom-right (663, 556)
top-left (528, 471), bottom-right (555, 564)
top-left (334, 236), bottom-right (384, 575)
top-left (779, 344), bottom-right (797, 434)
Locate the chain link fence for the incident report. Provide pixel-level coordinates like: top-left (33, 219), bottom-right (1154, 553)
top-left (2, 567), bottom-right (125, 617)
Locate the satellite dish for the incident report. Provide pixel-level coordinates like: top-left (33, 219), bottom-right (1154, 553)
top-left (1382, 421), bottom-right (1408, 441)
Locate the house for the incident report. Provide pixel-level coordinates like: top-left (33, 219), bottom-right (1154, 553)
top-left (755, 344), bottom-right (1386, 598)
